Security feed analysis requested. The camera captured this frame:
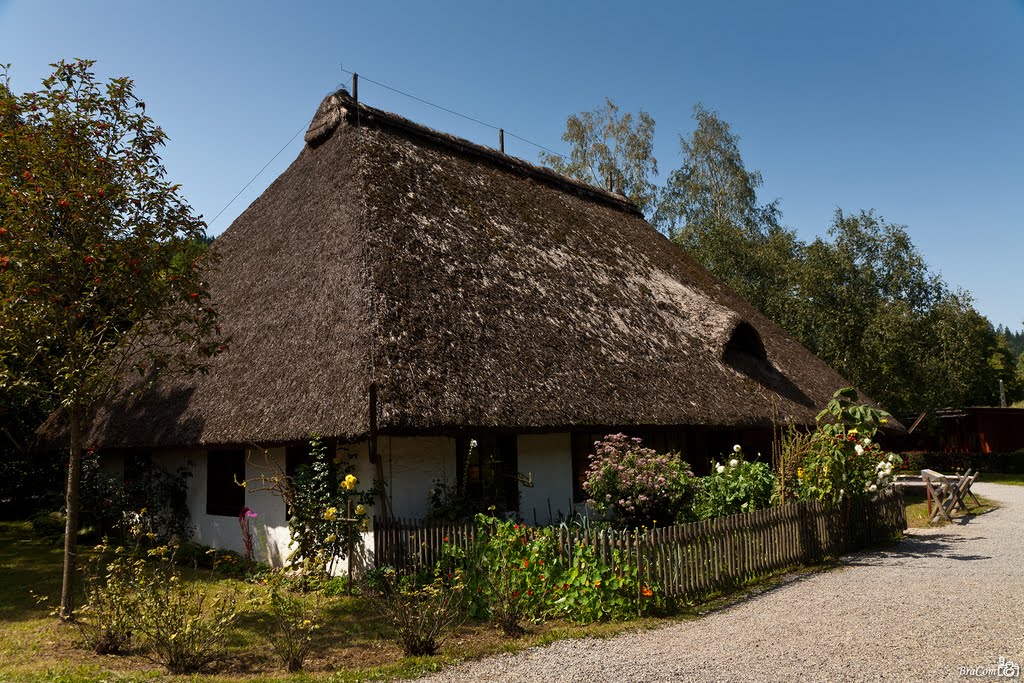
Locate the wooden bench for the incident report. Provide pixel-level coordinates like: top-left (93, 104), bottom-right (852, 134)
top-left (920, 469), bottom-right (980, 524)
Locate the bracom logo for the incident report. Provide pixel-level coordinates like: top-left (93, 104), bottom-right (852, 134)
top-left (959, 656), bottom-right (1020, 679)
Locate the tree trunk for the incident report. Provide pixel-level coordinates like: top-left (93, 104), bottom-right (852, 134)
top-left (60, 405), bottom-right (82, 620)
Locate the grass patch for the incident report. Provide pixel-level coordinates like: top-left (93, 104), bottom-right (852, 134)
top-left (978, 473), bottom-right (1024, 486)
top-left (904, 492), bottom-right (999, 529)
top-left (0, 520), bottom-right (676, 682)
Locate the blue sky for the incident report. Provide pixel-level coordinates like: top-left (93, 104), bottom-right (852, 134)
top-left (2, 1), bottom-right (1021, 329)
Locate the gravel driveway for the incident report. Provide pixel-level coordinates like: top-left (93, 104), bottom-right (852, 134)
top-left (418, 483), bottom-right (1024, 682)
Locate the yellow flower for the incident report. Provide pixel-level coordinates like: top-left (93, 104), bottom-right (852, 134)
top-left (797, 468), bottom-right (804, 479)
top-left (880, 418), bottom-right (889, 425)
top-left (323, 507), bottom-right (338, 521)
top-left (344, 474), bottom-right (358, 490)
top-left (355, 504), bottom-right (366, 516)
top-left (325, 534), bottom-right (337, 543)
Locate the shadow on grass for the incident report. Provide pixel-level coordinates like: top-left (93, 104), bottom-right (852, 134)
top-left (0, 522), bottom-right (67, 622)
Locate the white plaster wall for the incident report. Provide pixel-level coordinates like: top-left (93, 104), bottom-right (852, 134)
top-left (240, 447), bottom-right (292, 567)
top-left (152, 448), bottom-right (244, 557)
top-left (150, 443), bottom-right (378, 573)
top-left (142, 433), bottom-right (573, 573)
top-left (333, 440), bottom-right (376, 574)
top-left (150, 447), bottom-right (288, 567)
top-left (149, 448), bottom-right (206, 540)
top-left (517, 433), bottom-right (574, 525)
top-left (381, 435), bottom-right (457, 520)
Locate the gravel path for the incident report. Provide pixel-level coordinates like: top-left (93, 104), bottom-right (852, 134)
top-left (419, 483), bottom-right (1024, 682)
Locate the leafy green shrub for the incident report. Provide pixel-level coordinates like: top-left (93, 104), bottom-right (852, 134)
top-left (75, 543), bottom-right (140, 655)
top-left (131, 547), bottom-right (241, 674)
top-left (363, 566), bottom-right (466, 656)
top-left (469, 515), bottom-right (561, 635)
top-left (583, 434), bottom-right (696, 528)
top-left (171, 541), bottom-right (212, 568)
top-left (425, 476), bottom-right (477, 524)
top-left (549, 542), bottom-right (650, 623)
top-left (319, 576), bottom-right (351, 597)
top-left (286, 436), bottom-right (377, 577)
top-left (696, 447), bottom-right (774, 519)
top-left (78, 451), bottom-right (128, 539)
top-left (445, 513), bottom-right (657, 632)
top-left (793, 388), bottom-right (903, 503)
top-left (121, 462), bottom-right (193, 543)
top-left (30, 510), bottom-right (65, 539)
top-left (168, 541), bottom-right (248, 577)
top-left (253, 572), bottom-right (324, 672)
top-left (79, 451), bottom-right (193, 544)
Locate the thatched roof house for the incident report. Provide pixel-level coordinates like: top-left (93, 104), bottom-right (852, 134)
top-left (93, 90), bottom-right (847, 449)
top-left (86, 90), bottom-right (861, 557)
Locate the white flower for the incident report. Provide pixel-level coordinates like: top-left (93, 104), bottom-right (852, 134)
top-left (869, 484), bottom-right (877, 492)
top-left (839, 489), bottom-right (845, 497)
top-left (876, 462), bottom-right (886, 471)
top-left (862, 438), bottom-right (872, 447)
top-left (854, 445), bottom-right (865, 456)
top-left (469, 439), bottom-right (478, 449)
top-left (716, 464), bottom-right (726, 474)
top-left (733, 444), bottom-right (742, 453)
top-left (887, 454), bottom-right (895, 463)
top-left (729, 459), bottom-right (739, 468)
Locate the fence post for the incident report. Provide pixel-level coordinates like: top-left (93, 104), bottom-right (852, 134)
top-left (798, 501), bottom-right (818, 565)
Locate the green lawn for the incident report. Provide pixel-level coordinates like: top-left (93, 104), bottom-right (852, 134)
top-left (977, 472), bottom-right (1024, 486)
top-left (0, 522), bottom-right (674, 683)
top-left (903, 493), bottom-right (999, 529)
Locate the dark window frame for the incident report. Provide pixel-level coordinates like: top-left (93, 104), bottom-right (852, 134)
top-left (206, 448), bottom-right (246, 517)
top-left (455, 434), bottom-right (519, 514)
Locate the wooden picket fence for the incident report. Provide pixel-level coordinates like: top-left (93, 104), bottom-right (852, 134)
top-left (373, 488), bottom-right (906, 600)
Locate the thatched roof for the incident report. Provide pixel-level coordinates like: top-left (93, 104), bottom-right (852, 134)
top-left (85, 90), bottom-right (860, 448)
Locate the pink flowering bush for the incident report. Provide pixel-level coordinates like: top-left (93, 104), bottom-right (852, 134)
top-left (583, 434), bottom-right (696, 528)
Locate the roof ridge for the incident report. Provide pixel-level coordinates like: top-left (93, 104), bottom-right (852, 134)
top-left (305, 89), bottom-right (644, 218)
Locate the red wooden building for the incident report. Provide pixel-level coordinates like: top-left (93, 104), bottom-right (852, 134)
top-left (934, 408), bottom-right (1024, 453)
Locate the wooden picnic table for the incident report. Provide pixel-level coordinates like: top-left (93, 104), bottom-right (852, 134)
top-left (920, 469), bottom-right (981, 525)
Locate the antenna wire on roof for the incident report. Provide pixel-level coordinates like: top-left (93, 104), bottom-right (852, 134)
top-left (338, 68), bottom-right (566, 160)
top-left (208, 70), bottom-right (566, 232)
top-left (207, 122), bottom-right (307, 229)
